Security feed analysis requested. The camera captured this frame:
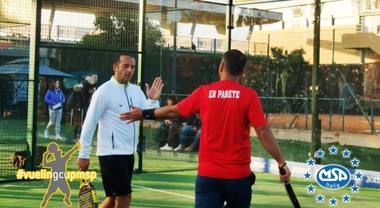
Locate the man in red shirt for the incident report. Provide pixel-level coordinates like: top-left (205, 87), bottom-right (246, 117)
top-left (120, 49), bottom-right (291, 207)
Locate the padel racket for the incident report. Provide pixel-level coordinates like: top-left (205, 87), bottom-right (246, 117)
top-left (280, 168), bottom-right (301, 208)
top-left (79, 179), bottom-right (98, 208)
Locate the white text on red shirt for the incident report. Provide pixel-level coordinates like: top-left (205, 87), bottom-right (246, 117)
top-left (208, 90), bottom-right (240, 99)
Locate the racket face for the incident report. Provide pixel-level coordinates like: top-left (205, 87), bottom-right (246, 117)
top-left (79, 180), bottom-right (98, 208)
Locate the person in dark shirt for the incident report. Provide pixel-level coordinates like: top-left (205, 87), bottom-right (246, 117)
top-left (82, 73), bottom-right (98, 119)
top-left (159, 114), bottom-right (187, 151)
top-left (174, 114), bottom-right (201, 151)
top-left (154, 95), bottom-right (178, 148)
top-left (191, 42), bottom-right (196, 50)
top-left (66, 84), bottom-right (84, 142)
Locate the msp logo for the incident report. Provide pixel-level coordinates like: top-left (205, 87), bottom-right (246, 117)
top-left (316, 164), bottom-right (350, 190)
top-left (303, 146), bottom-right (363, 206)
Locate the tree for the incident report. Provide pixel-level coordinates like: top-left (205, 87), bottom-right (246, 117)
top-left (174, 52), bottom-right (219, 94)
top-left (269, 47), bottom-right (308, 97)
top-left (80, 11), bottom-right (165, 51)
top-left (54, 11), bottom-right (166, 85)
top-left (241, 48), bottom-right (309, 113)
top-left (240, 55), bottom-right (269, 95)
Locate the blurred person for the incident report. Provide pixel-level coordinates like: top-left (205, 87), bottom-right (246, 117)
top-left (174, 114), bottom-right (201, 151)
top-left (159, 113), bottom-right (187, 151)
top-left (185, 128), bottom-right (201, 152)
top-left (120, 49), bottom-right (291, 208)
top-left (191, 42), bottom-right (196, 50)
top-left (44, 80), bottom-right (65, 140)
top-left (154, 95), bottom-right (178, 148)
top-left (66, 83), bottom-right (84, 142)
top-left (82, 73), bottom-right (98, 118)
top-left (76, 53), bottom-right (163, 208)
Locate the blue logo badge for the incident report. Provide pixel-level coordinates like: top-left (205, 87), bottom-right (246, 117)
top-left (316, 164), bottom-right (351, 190)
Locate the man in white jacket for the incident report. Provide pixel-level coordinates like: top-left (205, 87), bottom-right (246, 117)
top-left (76, 53), bottom-right (164, 208)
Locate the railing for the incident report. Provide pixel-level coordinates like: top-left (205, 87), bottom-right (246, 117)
top-left (260, 97), bottom-right (380, 133)
top-left (164, 35), bottom-right (269, 55)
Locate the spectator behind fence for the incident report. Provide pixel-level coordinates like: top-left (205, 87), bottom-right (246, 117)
top-left (174, 114), bottom-right (201, 151)
top-left (44, 80), bottom-right (65, 140)
top-left (154, 95), bottom-right (178, 148)
top-left (185, 128), bottom-right (200, 152)
top-left (191, 42), bottom-right (196, 50)
top-left (66, 83), bottom-right (84, 142)
top-left (82, 73), bottom-right (98, 118)
top-left (159, 111), bottom-right (187, 151)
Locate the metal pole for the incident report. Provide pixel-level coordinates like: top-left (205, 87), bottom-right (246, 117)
top-left (172, 0), bottom-right (178, 94)
top-left (332, 29), bottom-right (335, 64)
top-left (311, 0), bottom-right (321, 164)
top-left (213, 38), bottom-right (216, 81)
top-left (266, 34), bottom-right (270, 121)
top-left (226, 0), bottom-right (233, 50)
top-left (160, 46), bottom-right (163, 76)
top-left (26, 0), bottom-right (42, 171)
top-left (137, 0), bottom-right (147, 174)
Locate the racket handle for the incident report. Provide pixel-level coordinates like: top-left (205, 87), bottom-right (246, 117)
top-left (280, 168), bottom-right (290, 184)
top-left (280, 166), bottom-right (301, 208)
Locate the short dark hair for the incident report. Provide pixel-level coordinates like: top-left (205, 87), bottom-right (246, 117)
top-left (114, 53), bottom-right (135, 65)
top-left (167, 95), bottom-right (178, 104)
top-left (222, 49), bottom-right (246, 76)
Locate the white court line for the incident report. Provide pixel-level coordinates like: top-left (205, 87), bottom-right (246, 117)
top-left (95, 177), bottom-right (195, 199)
top-left (131, 184), bottom-right (195, 199)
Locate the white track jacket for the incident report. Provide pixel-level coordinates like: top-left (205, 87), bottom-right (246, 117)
top-left (78, 77), bottom-right (159, 158)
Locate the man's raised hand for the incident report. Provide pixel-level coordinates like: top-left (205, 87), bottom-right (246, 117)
top-left (146, 77), bottom-right (164, 100)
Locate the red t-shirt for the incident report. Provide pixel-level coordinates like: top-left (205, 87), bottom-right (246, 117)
top-left (177, 80), bottom-right (267, 179)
